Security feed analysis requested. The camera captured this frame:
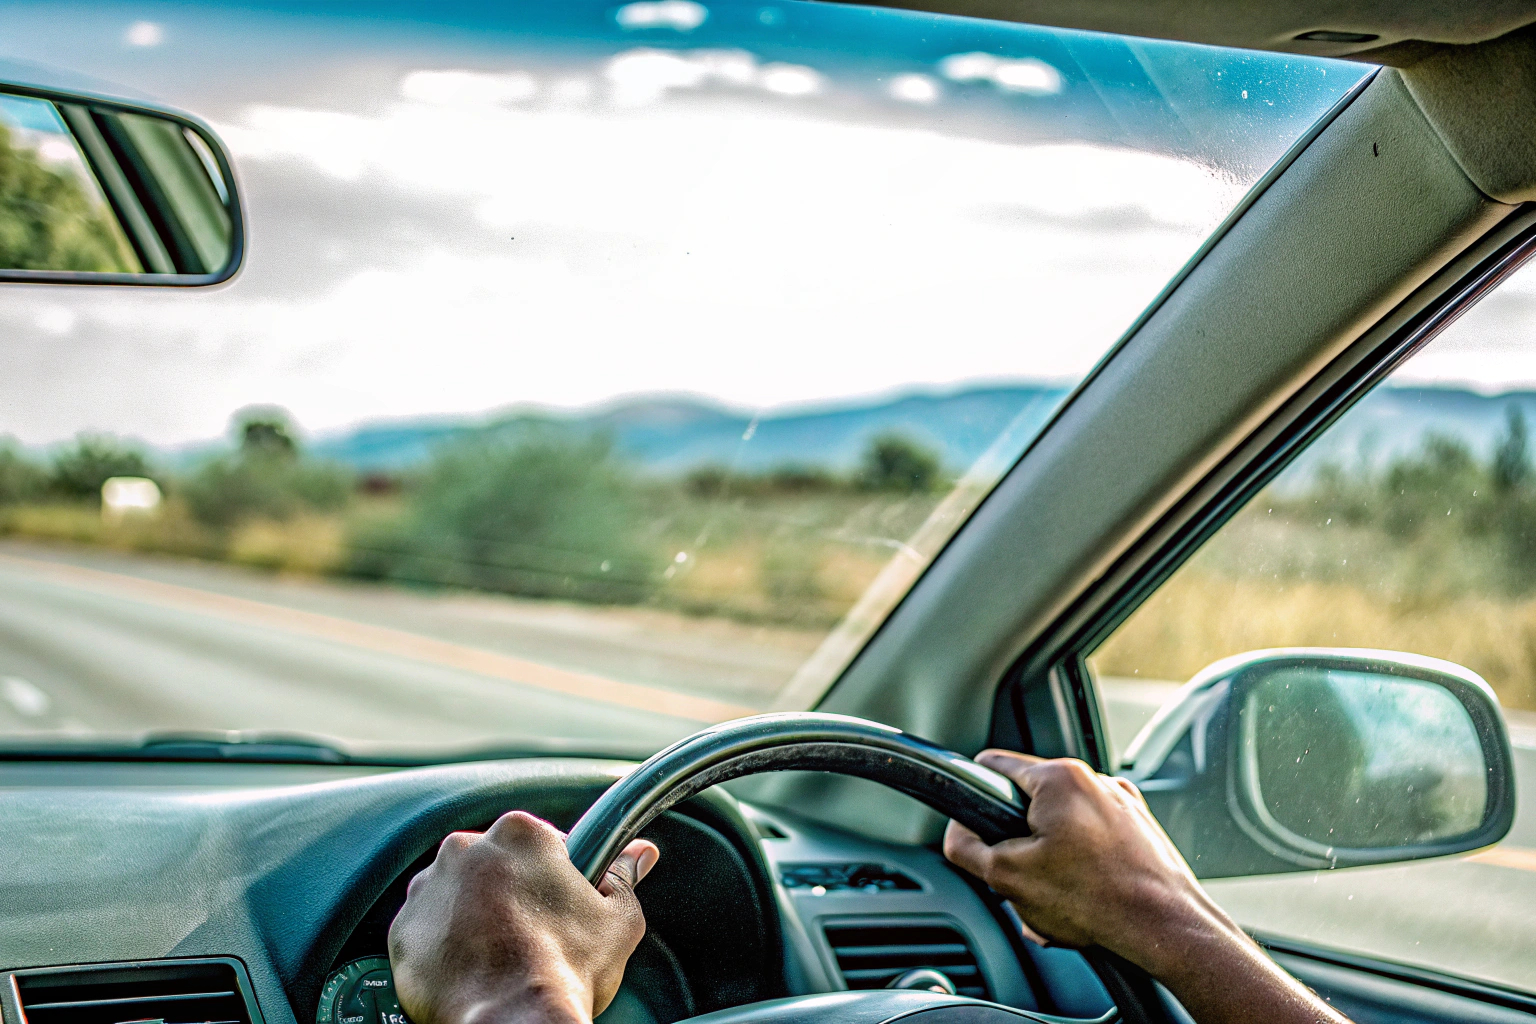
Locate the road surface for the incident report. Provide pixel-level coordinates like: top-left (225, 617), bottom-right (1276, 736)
top-left (0, 539), bottom-right (820, 756)
top-left (0, 539), bottom-right (1533, 992)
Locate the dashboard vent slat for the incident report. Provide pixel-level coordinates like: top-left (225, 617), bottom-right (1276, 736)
top-left (824, 923), bottom-right (988, 1000)
top-left (15, 961), bottom-right (256, 1024)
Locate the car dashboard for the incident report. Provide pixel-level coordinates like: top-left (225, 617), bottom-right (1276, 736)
top-left (0, 759), bottom-right (1113, 1024)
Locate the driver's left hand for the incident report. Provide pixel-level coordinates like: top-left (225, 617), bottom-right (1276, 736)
top-left (389, 811), bottom-right (660, 1024)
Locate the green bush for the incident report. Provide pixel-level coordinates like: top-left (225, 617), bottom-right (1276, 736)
top-left (1274, 406), bottom-right (1536, 598)
top-left (182, 408), bottom-right (351, 528)
top-left (50, 435), bottom-right (156, 501)
top-left (182, 455), bottom-right (351, 528)
top-left (0, 440), bottom-right (47, 503)
top-left (856, 433), bottom-right (943, 493)
top-left (347, 433), bottom-right (658, 603)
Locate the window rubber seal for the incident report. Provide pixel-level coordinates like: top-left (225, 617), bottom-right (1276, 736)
top-left (1256, 931), bottom-right (1536, 1015)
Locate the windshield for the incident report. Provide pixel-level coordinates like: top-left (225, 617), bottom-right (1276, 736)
top-left (0, 1), bottom-right (1366, 759)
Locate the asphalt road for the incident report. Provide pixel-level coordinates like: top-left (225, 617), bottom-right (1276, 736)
top-left (0, 540), bottom-right (1533, 992)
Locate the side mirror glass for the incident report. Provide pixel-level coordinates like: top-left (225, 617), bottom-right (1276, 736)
top-left (0, 81), bottom-right (241, 284)
top-left (1121, 649), bottom-right (1515, 878)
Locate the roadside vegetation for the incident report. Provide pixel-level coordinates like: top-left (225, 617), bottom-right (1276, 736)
top-left (0, 121), bottom-right (140, 273)
top-left (11, 399), bottom-right (1536, 710)
top-left (1094, 407), bottom-right (1536, 711)
top-left (0, 413), bottom-right (947, 630)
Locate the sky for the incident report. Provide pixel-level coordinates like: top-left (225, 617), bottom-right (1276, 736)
top-left (0, 0), bottom-right (1375, 448)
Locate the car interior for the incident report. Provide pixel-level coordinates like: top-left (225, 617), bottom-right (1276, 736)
top-left (6, 4), bottom-right (1536, 1024)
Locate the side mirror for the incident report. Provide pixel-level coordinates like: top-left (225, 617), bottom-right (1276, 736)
top-left (0, 69), bottom-right (242, 284)
top-left (1120, 649), bottom-right (1516, 879)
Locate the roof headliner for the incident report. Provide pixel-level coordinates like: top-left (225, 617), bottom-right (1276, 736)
top-left (834, 0), bottom-right (1536, 63)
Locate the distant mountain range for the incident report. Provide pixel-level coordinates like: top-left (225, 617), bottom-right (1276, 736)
top-left (304, 383), bottom-right (1074, 476)
top-left (1286, 385), bottom-right (1536, 481)
top-left (181, 380), bottom-right (1536, 482)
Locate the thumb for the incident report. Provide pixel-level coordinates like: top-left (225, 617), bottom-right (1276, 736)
top-left (598, 838), bottom-right (660, 898)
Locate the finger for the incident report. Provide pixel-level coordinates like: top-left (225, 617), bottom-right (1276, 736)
top-left (975, 750), bottom-right (1049, 792)
top-left (486, 810), bottom-right (564, 851)
top-left (434, 830), bottom-right (477, 863)
top-left (995, 756), bottom-right (1095, 802)
top-left (976, 749), bottom-right (1045, 772)
top-left (598, 838), bottom-right (660, 897)
top-left (1112, 776), bottom-right (1148, 804)
top-left (942, 820), bottom-right (995, 878)
top-left (1007, 909), bottom-right (1052, 948)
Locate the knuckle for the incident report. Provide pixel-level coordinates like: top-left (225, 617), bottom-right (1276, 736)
top-left (404, 866), bottom-right (432, 899)
top-left (439, 830), bottom-right (476, 856)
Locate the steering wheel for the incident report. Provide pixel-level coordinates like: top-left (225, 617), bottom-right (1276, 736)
top-left (565, 713), bottom-right (1154, 1024)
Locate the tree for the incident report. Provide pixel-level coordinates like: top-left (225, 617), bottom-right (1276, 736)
top-left (239, 416), bottom-right (299, 458)
top-left (182, 406), bottom-right (350, 528)
top-left (1494, 405), bottom-right (1530, 494)
top-left (50, 435), bottom-right (154, 500)
top-left (857, 433), bottom-right (942, 493)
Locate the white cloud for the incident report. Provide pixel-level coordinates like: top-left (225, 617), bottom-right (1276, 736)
top-left (124, 21), bottom-right (163, 47)
top-left (889, 73), bottom-right (939, 104)
top-left (133, 88), bottom-right (1235, 446)
top-left (602, 48), bottom-right (818, 104)
top-left (615, 0), bottom-right (708, 31)
top-left (939, 53), bottom-right (1062, 96)
top-left (553, 78), bottom-right (595, 104)
top-left (759, 63), bottom-right (821, 97)
top-left (0, 47), bottom-right (1252, 446)
top-left (400, 70), bottom-right (538, 107)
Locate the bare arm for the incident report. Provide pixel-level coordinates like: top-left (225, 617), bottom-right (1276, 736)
top-left (943, 751), bottom-right (1352, 1024)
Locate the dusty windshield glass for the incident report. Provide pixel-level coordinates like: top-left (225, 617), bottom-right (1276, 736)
top-left (0, 2), bottom-right (1365, 758)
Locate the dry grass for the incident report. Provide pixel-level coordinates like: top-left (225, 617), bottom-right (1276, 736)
top-left (0, 501), bottom-right (223, 558)
top-left (227, 515), bottom-right (347, 574)
top-left (1092, 568), bottom-right (1536, 712)
top-left (0, 502), bottom-right (345, 577)
top-left (0, 494), bottom-right (910, 630)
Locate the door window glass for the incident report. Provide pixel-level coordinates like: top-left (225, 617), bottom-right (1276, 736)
top-left (1089, 254), bottom-right (1536, 992)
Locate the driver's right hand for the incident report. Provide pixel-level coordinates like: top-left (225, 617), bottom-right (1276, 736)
top-left (943, 751), bottom-right (1355, 1024)
top-left (942, 751), bottom-right (1224, 972)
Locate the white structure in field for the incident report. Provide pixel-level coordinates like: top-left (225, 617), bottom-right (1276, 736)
top-left (101, 476), bottom-right (162, 520)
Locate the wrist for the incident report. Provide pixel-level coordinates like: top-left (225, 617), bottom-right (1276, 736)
top-left (1108, 879), bottom-right (1247, 984)
top-left (453, 977), bottom-right (593, 1024)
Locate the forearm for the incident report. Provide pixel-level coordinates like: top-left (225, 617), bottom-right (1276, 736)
top-left (1127, 895), bottom-right (1351, 1024)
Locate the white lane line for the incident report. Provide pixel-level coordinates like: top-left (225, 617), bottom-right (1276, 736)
top-left (1, 676), bottom-right (50, 717)
top-left (0, 552), bottom-right (758, 724)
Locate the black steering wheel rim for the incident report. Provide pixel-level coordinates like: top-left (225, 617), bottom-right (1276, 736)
top-left (565, 712), bottom-right (1166, 1024)
top-left (565, 712), bottom-right (1031, 886)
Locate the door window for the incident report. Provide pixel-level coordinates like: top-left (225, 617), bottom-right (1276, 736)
top-left (1088, 253), bottom-right (1536, 992)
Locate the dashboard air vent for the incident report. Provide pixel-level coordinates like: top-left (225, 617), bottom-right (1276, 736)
top-left (823, 922), bottom-right (988, 999)
top-left (15, 960), bottom-right (256, 1024)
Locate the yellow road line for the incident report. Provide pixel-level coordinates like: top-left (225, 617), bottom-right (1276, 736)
top-left (1468, 847), bottom-right (1536, 872)
top-left (0, 552), bottom-right (759, 724)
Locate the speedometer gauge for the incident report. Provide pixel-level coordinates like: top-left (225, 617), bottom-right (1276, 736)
top-left (317, 957), bottom-right (411, 1024)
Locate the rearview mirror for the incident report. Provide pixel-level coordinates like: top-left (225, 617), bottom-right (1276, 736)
top-left (1120, 649), bottom-right (1515, 878)
top-left (0, 76), bottom-right (241, 284)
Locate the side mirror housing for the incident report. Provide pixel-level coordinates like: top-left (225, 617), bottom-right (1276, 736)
top-left (1120, 648), bottom-right (1516, 879)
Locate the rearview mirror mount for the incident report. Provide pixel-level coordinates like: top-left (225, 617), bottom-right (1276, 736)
top-left (1120, 649), bottom-right (1516, 879)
